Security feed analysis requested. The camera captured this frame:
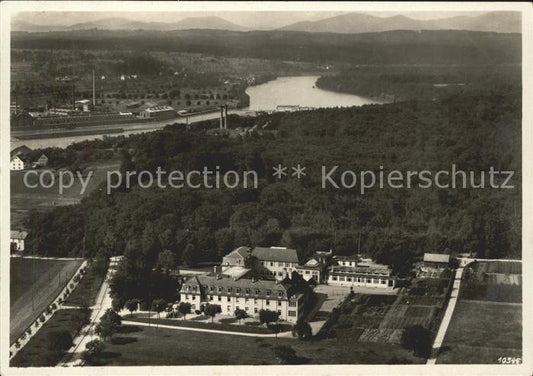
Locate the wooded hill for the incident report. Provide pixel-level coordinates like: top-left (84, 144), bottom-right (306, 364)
top-left (12, 29), bottom-right (521, 65)
top-left (22, 90), bottom-right (521, 276)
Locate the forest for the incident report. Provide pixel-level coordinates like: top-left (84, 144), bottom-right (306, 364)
top-left (11, 29), bottom-right (521, 65)
top-left (316, 65), bottom-right (521, 102)
top-left (22, 88), bottom-right (521, 279)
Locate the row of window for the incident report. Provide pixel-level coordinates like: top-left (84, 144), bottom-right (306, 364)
top-left (330, 276), bottom-right (388, 284)
top-left (262, 261), bottom-right (295, 268)
top-left (186, 285), bottom-right (285, 297)
top-left (184, 295), bottom-right (298, 307)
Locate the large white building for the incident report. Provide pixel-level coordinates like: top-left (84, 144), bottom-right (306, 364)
top-left (327, 256), bottom-right (396, 289)
top-left (251, 246), bottom-right (299, 280)
top-left (179, 273), bottom-right (308, 323)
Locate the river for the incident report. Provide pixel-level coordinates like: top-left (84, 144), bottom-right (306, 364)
top-left (246, 75), bottom-right (378, 111)
top-left (12, 76), bottom-right (379, 150)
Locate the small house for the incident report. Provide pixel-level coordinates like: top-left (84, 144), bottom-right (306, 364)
top-left (422, 253), bottom-right (451, 271)
top-left (11, 230), bottom-right (28, 252)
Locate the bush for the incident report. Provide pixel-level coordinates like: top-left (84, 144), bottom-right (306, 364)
top-left (39, 314), bottom-right (46, 323)
top-left (82, 339), bottom-right (105, 361)
top-left (401, 325), bottom-right (432, 358)
top-left (15, 340), bottom-right (21, 349)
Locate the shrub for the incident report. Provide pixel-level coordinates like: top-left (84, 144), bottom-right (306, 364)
top-left (15, 340), bottom-right (21, 349)
top-left (39, 314), bottom-right (46, 323)
top-left (401, 325), bottom-right (432, 358)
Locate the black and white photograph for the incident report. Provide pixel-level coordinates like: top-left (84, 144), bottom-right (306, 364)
top-left (1, 1), bottom-right (532, 374)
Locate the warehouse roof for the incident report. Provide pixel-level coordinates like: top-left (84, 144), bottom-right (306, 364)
top-left (423, 253), bottom-right (451, 263)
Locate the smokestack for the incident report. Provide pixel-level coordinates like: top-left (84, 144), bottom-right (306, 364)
top-left (224, 105), bottom-right (228, 129)
top-left (72, 84), bottom-right (75, 110)
top-left (220, 106), bottom-right (224, 129)
top-left (92, 69), bottom-right (96, 106)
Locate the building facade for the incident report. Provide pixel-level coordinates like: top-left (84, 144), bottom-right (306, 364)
top-left (179, 274), bottom-right (307, 323)
top-left (327, 257), bottom-right (396, 288)
top-left (140, 105), bottom-right (177, 120)
top-left (251, 246), bottom-right (299, 280)
top-left (10, 155), bottom-right (27, 171)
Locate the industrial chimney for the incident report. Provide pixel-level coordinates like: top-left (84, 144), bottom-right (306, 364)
top-left (224, 105), bottom-right (228, 129)
top-left (92, 69), bottom-right (96, 106)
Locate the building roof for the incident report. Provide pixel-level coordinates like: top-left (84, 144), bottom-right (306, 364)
top-left (11, 230), bottom-right (28, 240)
top-left (423, 253), bottom-right (451, 263)
top-left (180, 274), bottom-right (297, 300)
top-left (224, 246), bottom-right (251, 260)
top-left (334, 255), bottom-right (360, 262)
top-left (143, 105), bottom-right (175, 113)
top-left (251, 246), bottom-right (299, 264)
top-left (220, 266), bottom-right (250, 279)
top-left (10, 145), bottom-right (32, 158)
top-left (39, 154), bottom-right (49, 160)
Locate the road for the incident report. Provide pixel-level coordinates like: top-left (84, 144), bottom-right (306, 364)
top-left (59, 256), bottom-right (121, 367)
top-left (426, 266), bottom-right (464, 364)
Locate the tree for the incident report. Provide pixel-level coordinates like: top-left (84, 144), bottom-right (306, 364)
top-left (95, 309), bottom-right (122, 341)
top-left (178, 302), bottom-right (191, 320)
top-left (95, 319), bottom-right (116, 341)
top-left (204, 304), bottom-right (222, 323)
top-left (272, 345), bottom-right (297, 364)
top-left (259, 309), bottom-right (279, 326)
top-left (234, 308), bottom-right (248, 323)
top-left (151, 299), bottom-right (167, 318)
top-left (82, 339), bottom-right (105, 362)
top-left (292, 320), bottom-right (312, 340)
top-left (181, 243), bottom-right (198, 267)
top-left (125, 299), bottom-right (139, 317)
top-left (157, 249), bottom-right (176, 271)
top-left (401, 325), bottom-right (432, 358)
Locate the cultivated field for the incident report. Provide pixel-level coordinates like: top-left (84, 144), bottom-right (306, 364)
top-left (460, 261), bottom-right (522, 303)
top-left (325, 275), bottom-right (450, 347)
top-left (10, 257), bottom-right (82, 343)
top-left (436, 300), bottom-right (522, 364)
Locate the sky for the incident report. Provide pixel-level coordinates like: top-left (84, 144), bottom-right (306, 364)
top-left (13, 11), bottom-right (488, 30)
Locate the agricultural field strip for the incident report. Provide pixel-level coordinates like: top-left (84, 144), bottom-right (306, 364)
top-left (10, 260), bottom-right (88, 359)
top-left (10, 258), bottom-right (83, 342)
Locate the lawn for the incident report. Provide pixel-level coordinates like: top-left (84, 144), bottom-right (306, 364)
top-left (10, 257), bottom-right (83, 343)
top-left (63, 261), bottom-right (106, 307)
top-left (437, 300), bottom-right (522, 364)
top-left (87, 323), bottom-right (424, 366)
top-left (11, 308), bottom-right (91, 367)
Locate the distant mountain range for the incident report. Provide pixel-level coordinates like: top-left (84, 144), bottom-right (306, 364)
top-left (12, 12), bottom-right (521, 34)
top-left (12, 16), bottom-right (246, 33)
top-left (279, 11), bottom-right (521, 34)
